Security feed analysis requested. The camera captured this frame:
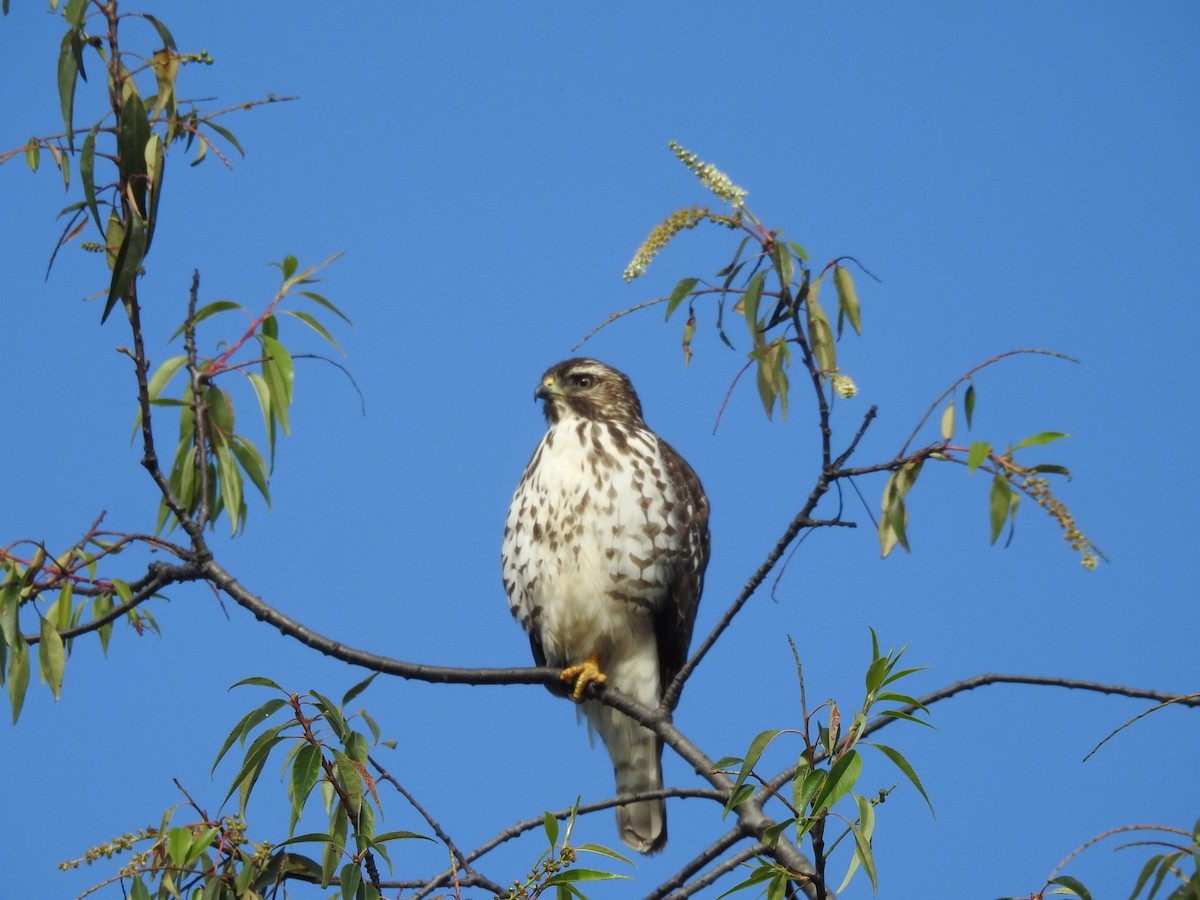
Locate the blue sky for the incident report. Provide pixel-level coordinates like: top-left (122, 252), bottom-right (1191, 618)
top-left (2, 2), bottom-right (1198, 897)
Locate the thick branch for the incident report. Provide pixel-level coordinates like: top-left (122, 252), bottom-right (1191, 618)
top-left (201, 558), bottom-right (560, 686)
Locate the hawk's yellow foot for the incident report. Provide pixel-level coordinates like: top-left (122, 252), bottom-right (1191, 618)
top-left (560, 655), bottom-right (607, 702)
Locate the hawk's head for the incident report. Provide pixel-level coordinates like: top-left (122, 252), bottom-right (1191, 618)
top-left (535, 358), bottom-right (645, 426)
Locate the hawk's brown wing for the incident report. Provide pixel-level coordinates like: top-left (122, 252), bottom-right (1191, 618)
top-left (654, 436), bottom-right (710, 711)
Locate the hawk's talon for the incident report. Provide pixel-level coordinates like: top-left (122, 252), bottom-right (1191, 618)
top-left (560, 655), bottom-right (607, 702)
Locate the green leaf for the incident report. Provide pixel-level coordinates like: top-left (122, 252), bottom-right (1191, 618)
top-left (339, 863), bottom-right (361, 899)
top-left (940, 400), bottom-right (955, 442)
top-left (289, 744), bottom-right (322, 836)
top-left (260, 334), bottom-right (294, 435)
top-left (834, 265), bottom-right (863, 336)
top-left (38, 617), bottom-right (65, 701)
top-left (246, 372), bottom-right (277, 466)
top-left (964, 383), bottom-right (976, 429)
top-left (57, 30), bottom-right (81, 149)
top-left (138, 13), bottom-right (178, 51)
top-left (741, 270), bottom-right (767, 348)
top-left (298, 290), bottom-right (352, 325)
top-left (227, 726), bottom-right (287, 812)
top-left (805, 280), bottom-right (837, 372)
top-left (1012, 431), bottom-right (1070, 451)
top-left (7, 638), bottom-right (30, 723)
top-left (724, 729), bottom-right (786, 815)
top-left (309, 690), bottom-right (350, 742)
top-left (1028, 463), bottom-right (1072, 479)
top-left (212, 696), bottom-right (288, 774)
top-left (321, 803), bottom-right (348, 888)
top-left (129, 876), bottom-right (150, 900)
top-left (169, 300), bottom-right (246, 342)
top-left (102, 208), bottom-right (147, 324)
top-left (24, 139), bottom-right (39, 173)
top-left (543, 811), bottom-right (559, 847)
top-left (339, 675), bottom-right (377, 711)
top-left (811, 750), bottom-right (862, 813)
top-left (989, 475), bottom-right (1013, 544)
top-left (117, 92), bottom-right (151, 216)
top-left (543, 869), bottom-right (632, 886)
top-left (283, 309), bottom-right (344, 353)
top-left (213, 431), bottom-right (243, 533)
top-left (147, 355), bottom-right (188, 402)
top-left (865, 742), bottom-right (934, 814)
top-left (966, 441), bottom-right (991, 474)
top-left (664, 277), bottom-right (699, 321)
top-left (79, 126), bottom-right (103, 234)
top-left (1047, 875), bottom-right (1093, 900)
top-left (771, 240), bottom-right (794, 292)
top-left (836, 798), bottom-right (878, 893)
top-left (201, 117), bottom-right (246, 158)
top-left (576, 843), bottom-right (634, 865)
top-left (167, 826), bottom-right (191, 868)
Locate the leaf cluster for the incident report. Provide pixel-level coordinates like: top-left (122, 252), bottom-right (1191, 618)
top-left (712, 631), bottom-right (932, 899)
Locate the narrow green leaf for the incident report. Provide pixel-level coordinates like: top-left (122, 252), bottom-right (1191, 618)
top-left (989, 475), bottom-right (1013, 544)
top-left (298, 290), bottom-right (352, 324)
top-left (940, 400), bottom-right (955, 442)
top-left (0, 583), bottom-right (20, 648)
top-left (834, 265), bottom-right (863, 336)
top-left (38, 617), bottom-right (65, 700)
top-left (321, 803), bottom-right (348, 888)
top-left (78, 126), bottom-right (103, 234)
top-left (117, 92), bottom-right (151, 215)
top-left (805, 281), bottom-right (837, 372)
top-left (102, 209), bottom-right (147, 323)
top-left (7, 639), bottom-right (30, 723)
top-left (138, 13), bottom-right (178, 50)
top-left (211, 695), bottom-right (288, 774)
top-left (741, 270), bottom-right (767, 348)
top-left (544, 869), bottom-right (632, 886)
top-left (246, 371), bottom-right (276, 466)
top-left (282, 309), bottom-right (344, 353)
top-left (201, 117), bottom-right (246, 158)
top-left (964, 383), bottom-right (976, 429)
top-left (543, 811), bottom-right (559, 847)
top-left (1028, 463), bottom-right (1072, 479)
top-left (213, 433), bottom-right (243, 533)
top-left (771, 240), bottom-right (794, 291)
top-left (230, 436), bottom-right (270, 505)
top-left (147, 355), bottom-right (188, 402)
top-left (664, 277), bottom-right (699, 321)
top-left (143, 133), bottom-right (165, 251)
top-left (724, 729), bottom-right (785, 815)
top-left (575, 843), bottom-right (634, 865)
top-left (25, 139), bottom-right (40, 173)
top-left (341, 673), bottom-right (378, 707)
top-left (1012, 431), bottom-right (1070, 451)
top-left (1047, 875), bottom-right (1093, 900)
top-left (57, 30), bottom-right (80, 149)
top-left (309, 691), bottom-right (350, 742)
top-left (866, 742), bottom-right (934, 814)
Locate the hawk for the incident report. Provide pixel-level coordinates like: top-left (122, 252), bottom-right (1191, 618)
top-left (501, 358), bottom-right (710, 854)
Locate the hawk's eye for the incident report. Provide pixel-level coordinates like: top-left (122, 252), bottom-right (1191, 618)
top-left (570, 373), bottom-right (594, 389)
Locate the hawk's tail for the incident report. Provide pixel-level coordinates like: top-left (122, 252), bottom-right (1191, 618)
top-left (588, 699), bottom-right (667, 854)
top-left (614, 747), bottom-right (667, 854)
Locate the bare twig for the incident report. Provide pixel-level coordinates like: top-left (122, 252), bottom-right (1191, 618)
top-left (897, 349), bottom-right (1079, 458)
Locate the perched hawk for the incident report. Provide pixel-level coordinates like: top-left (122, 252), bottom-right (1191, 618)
top-left (501, 358), bottom-right (710, 854)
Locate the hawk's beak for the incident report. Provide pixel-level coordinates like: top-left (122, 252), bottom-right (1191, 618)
top-left (535, 376), bottom-right (560, 402)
